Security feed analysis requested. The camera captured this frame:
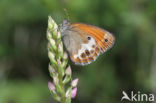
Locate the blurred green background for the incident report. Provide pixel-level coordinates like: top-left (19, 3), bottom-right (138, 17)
top-left (0, 0), bottom-right (156, 103)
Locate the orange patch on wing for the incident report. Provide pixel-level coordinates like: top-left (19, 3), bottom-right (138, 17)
top-left (71, 23), bottom-right (110, 52)
top-left (71, 56), bottom-right (88, 64)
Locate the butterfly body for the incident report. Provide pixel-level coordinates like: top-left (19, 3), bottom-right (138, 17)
top-left (60, 20), bottom-right (115, 65)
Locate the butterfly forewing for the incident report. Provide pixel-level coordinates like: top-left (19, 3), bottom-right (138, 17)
top-left (71, 23), bottom-right (115, 53)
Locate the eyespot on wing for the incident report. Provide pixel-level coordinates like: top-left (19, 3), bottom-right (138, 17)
top-left (71, 23), bottom-right (115, 53)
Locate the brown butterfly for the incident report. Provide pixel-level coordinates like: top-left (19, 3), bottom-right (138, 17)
top-left (59, 20), bottom-right (115, 65)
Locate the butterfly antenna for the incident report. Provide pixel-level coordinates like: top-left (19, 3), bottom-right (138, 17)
top-left (63, 8), bottom-right (70, 22)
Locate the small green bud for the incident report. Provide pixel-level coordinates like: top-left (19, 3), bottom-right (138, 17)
top-left (48, 16), bottom-right (54, 30)
top-left (66, 66), bottom-right (72, 76)
top-left (48, 64), bottom-right (57, 77)
top-left (63, 75), bottom-right (71, 84)
top-left (49, 38), bottom-right (57, 52)
top-left (57, 59), bottom-right (64, 76)
top-left (65, 87), bottom-right (72, 98)
top-left (48, 52), bottom-right (57, 66)
top-left (58, 43), bottom-right (64, 58)
top-left (53, 29), bottom-right (58, 40)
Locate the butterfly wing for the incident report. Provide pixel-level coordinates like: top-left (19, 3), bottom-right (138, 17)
top-left (67, 23), bottom-right (115, 65)
top-left (69, 33), bottom-right (101, 65)
top-left (71, 23), bottom-right (115, 53)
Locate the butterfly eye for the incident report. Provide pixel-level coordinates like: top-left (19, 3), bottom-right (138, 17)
top-left (87, 36), bottom-right (91, 40)
top-left (104, 39), bottom-right (108, 42)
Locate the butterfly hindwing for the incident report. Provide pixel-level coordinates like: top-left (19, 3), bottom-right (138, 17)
top-left (70, 35), bottom-right (101, 65)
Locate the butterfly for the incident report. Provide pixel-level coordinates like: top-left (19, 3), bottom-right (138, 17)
top-left (59, 20), bottom-right (115, 65)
